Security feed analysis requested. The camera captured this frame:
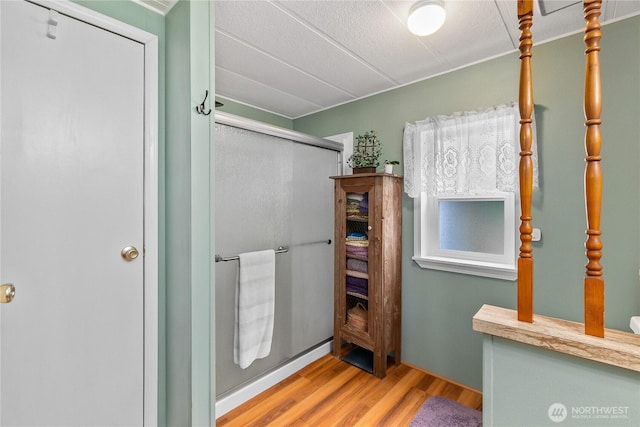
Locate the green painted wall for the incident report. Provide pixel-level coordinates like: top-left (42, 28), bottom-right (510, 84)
top-left (165, 3), bottom-right (192, 425)
top-left (165, 0), bottom-right (213, 425)
top-left (294, 16), bottom-right (640, 390)
top-left (187, 1), bottom-right (214, 425)
top-left (484, 336), bottom-right (640, 425)
top-left (214, 96), bottom-right (293, 129)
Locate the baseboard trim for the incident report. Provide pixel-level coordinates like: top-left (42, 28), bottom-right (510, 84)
top-left (215, 341), bottom-right (333, 418)
top-left (401, 361), bottom-right (483, 395)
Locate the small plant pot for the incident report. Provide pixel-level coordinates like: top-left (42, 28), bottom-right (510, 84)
top-left (384, 164), bottom-right (393, 174)
top-left (353, 167), bottom-right (376, 174)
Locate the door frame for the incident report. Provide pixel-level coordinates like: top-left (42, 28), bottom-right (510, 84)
top-left (3, 1), bottom-right (159, 424)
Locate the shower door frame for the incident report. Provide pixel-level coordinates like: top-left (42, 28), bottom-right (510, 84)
top-left (213, 111), bottom-right (344, 413)
top-left (214, 111), bottom-right (344, 154)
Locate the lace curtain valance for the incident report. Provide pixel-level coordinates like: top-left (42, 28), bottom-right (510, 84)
top-left (403, 102), bottom-right (538, 198)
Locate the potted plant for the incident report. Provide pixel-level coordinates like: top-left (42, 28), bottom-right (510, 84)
top-left (348, 130), bottom-right (382, 174)
top-left (384, 160), bottom-right (399, 174)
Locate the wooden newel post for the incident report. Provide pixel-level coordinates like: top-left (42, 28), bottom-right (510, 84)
top-left (517, 0), bottom-right (534, 323)
top-left (583, 0), bottom-right (605, 337)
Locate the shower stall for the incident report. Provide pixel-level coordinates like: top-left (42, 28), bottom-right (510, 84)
top-left (214, 112), bottom-right (342, 413)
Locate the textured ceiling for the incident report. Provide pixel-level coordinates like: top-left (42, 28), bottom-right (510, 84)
top-left (141, 0), bottom-right (640, 119)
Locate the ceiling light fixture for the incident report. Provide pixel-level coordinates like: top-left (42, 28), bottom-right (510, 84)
top-left (407, 0), bottom-right (446, 37)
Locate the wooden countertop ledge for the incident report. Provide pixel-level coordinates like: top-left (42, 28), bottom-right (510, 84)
top-left (473, 304), bottom-right (640, 373)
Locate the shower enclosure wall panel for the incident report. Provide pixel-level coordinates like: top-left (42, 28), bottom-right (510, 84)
top-left (291, 142), bottom-right (337, 352)
top-left (215, 119), bottom-right (339, 397)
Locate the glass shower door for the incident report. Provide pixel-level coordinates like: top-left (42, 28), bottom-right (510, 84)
top-left (214, 122), bottom-right (338, 397)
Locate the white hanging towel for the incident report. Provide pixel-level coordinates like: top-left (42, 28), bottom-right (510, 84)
top-left (234, 249), bottom-right (276, 369)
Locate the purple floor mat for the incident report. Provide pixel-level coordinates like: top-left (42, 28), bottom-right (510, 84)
top-left (409, 396), bottom-right (482, 427)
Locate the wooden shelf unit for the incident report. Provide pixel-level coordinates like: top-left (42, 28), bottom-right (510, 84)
top-left (330, 173), bottom-right (402, 378)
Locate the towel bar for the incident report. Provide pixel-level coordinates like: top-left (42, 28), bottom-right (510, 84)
top-left (214, 246), bottom-right (287, 263)
top-left (214, 239), bottom-right (331, 263)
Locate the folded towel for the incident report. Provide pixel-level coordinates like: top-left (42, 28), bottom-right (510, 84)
top-left (346, 275), bottom-right (368, 288)
top-left (346, 269), bottom-right (369, 280)
top-left (346, 280), bottom-right (367, 289)
top-left (347, 288), bottom-right (368, 298)
top-left (360, 193), bottom-right (369, 212)
top-left (346, 213), bottom-right (368, 221)
top-left (234, 249), bottom-right (275, 369)
top-left (346, 244), bottom-right (369, 251)
top-left (346, 282), bottom-right (368, 297)
top-left (346, 247), bottom-right (368, 259)
top-left (346, 232), bottom-right (368, 241)
top-left (346, 258), bottom-right (368, 273)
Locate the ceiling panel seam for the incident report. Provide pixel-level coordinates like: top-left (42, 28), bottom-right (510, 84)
top-left (494, 0), bottom-right (521, 49)
top-left (215, 65), bottom-right (331, 109)
top-left (270, 0), bottom-right (401, 85)
top-left (215, 28), bottom-right (360, 99)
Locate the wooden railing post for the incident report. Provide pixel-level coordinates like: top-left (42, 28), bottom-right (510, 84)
top-left (583, 0), bottom-right (605, 337)
top-left (517, 0), bottom-right (534, 323)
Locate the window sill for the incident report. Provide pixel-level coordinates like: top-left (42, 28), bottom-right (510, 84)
top-left (412, 255), bottom-right (517, 281)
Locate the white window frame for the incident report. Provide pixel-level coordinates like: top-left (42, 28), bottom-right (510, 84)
top-left (413, 191), bottom-right (518, 281)
top-left (325, 132), bottom-right (353, 175)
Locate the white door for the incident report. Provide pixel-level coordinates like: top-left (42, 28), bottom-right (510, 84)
top-left (0, 1), bottom-right (146, 425)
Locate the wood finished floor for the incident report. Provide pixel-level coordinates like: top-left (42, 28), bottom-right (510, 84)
top-left (216, 354), bottom-right (482, 426)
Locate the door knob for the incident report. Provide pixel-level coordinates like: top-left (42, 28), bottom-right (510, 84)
top-left (0, 283), bottom-right (15, 303)
top-left (121, 246), bottom-right (139, 261)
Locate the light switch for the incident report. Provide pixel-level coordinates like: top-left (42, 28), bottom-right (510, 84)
top-left (532, 228), bottom-right (541, 242)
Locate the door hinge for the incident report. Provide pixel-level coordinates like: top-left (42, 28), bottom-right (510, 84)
top-left (47, 9), bottom-right (59, 40)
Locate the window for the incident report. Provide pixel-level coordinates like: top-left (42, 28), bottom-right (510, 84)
top-left (403, 102), bottom-right (537, 281)
top-left (413, 192), bottom-right (518, 280)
